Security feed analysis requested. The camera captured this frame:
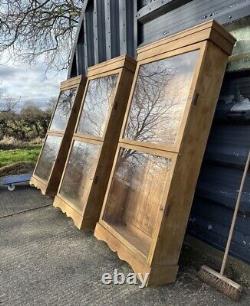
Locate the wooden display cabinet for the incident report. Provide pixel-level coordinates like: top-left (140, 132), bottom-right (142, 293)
top-left (30, 76), bottom-right (86, 196)
top-left (94, 21), bottom-right (235, 286)
top-left (53, 55), bottom-right (136, 230)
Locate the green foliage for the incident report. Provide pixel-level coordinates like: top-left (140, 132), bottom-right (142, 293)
top-left (0, 145), bottom-right (41, 168)
top-left (0, 105), bottom-right (52, 141)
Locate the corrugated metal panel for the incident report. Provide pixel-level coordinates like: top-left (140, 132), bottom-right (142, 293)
top-left (68, 0), bottom-right (250, 264)
top-left (138, 0), bottom-right (250, 45)
top-left (137, 0), bottom-right (192, 23)
top-left (109, 0), bottom-right (120, 58)
top-left (75, 24), bottom-right (85, 76)
top-left (189, 72), bottom-right (250, 263)
top-left (85, 0), bottom-right (95, 69)
top-left (68, 0), bottom-right (137, 77)
top-left (67, 1), bottom-right (89, 78)
top-left (69, 0), bottom-right (250, 77)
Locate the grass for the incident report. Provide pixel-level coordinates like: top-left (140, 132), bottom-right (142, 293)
top-left (0, 145), bottom-right (41, 168)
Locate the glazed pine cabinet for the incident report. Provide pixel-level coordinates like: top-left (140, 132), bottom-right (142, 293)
top-left (53, 55), bottom-right (136, 230)
top-left (94, 21), bottom-right (236, 286)
top-left (30, 76), bottom-right (86, 196)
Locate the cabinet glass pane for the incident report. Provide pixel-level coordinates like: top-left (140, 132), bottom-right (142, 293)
top-left (35, 135), bottom-right (62, 181)
top-left (124, 51), bottom-right (198, 145)
top-left (103, 148), bottom-right (172, 238)
top-left (50, 88), bottom-right (77, 131)
top-left (59, 141), bottom-right (101, 211)
top-left (77, 74), bottom-right (118, 137)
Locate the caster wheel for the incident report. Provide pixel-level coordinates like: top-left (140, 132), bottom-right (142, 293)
top-left (8, 184), bottom-right (15, 191)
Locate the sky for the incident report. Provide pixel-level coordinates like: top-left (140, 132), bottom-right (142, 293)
top-left (0, 51), bottom-right (67, 110)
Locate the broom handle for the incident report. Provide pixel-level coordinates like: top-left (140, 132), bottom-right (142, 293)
top-left (220, 151), bottom-right (250, 275)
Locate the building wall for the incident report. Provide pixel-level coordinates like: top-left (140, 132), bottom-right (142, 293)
top-left (69, 0), bottom-right (250, 264)
top-left (189, 69), bottom-right (250, 264)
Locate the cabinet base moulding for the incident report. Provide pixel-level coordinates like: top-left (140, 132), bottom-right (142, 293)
top-left (94, 222), bottom-right (179, 286)
top-left (53, 196), bottom-right (94, 230)
top-left (30, 176), bottom-right (47, 195)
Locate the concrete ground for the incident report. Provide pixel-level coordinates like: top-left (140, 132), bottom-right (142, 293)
top-left (0, 186), bottom-right (249, 306)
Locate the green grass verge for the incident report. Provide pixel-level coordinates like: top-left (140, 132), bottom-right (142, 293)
top-left (0, 145), bottom-right (42, 168)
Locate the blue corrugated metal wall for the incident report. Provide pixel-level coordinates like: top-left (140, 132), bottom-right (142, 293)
top-left (189, 71), bottom-right (250, 263)
top-left (69, 0), bottom-right (137, 77)
top-left (68, 0), bottom-right (250, 264)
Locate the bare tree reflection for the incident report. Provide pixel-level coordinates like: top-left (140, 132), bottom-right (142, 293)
top-left (117, 148), bottom-right (172, 183)
top-left (35, 136), bottom-right (62, 180)
top-left (103, 52), bottom-right (198, 232)
top-left (104, 148), bottom-right (172, 232)
top-left (50, 88), bottom-right (77, 131)
top-left (124, 51), bottom-right (198, 145)
top-left (77, 75), bottom-right (118, 137)
top-left (59, 141), bottom-right (100, 210)
top-left (115, 52), bottom-right (198, 181)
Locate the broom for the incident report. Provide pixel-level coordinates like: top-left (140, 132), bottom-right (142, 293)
top-left (198, 151), bottom-right (250, 301)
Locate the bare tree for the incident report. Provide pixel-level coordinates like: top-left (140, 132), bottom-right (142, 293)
top-left (0, 0), bottom-right (84, 70)
top-left (47, 96), bottom-right (58, 112)
top-left (0, 84), bottom-right (20, 112)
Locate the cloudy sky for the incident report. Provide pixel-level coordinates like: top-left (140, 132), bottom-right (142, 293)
top-left (0, 51), bottom-right (66, 110)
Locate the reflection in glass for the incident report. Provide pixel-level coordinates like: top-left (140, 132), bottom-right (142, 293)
top-left (50, 88), bottom-right (77, 131)
top-left (35, 135), bottom-right (62, 181)
top-left (124, 51), bottom-right (198, 145)
top-left (103, 148), bottom-right (172, 238)
top-left (59, 141), bottom-right (101, 211)
top-left (77, 74), bottom-right (118, 137)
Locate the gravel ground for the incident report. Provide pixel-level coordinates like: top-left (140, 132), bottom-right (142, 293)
top-left (0, 187), bottom-right (249, 305)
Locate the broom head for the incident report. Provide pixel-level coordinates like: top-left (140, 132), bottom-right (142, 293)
top-left (198, 265), bottom-right (242, 301)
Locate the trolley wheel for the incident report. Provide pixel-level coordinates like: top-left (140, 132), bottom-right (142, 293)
top-left (8, 184), bottom-right (15, 191)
